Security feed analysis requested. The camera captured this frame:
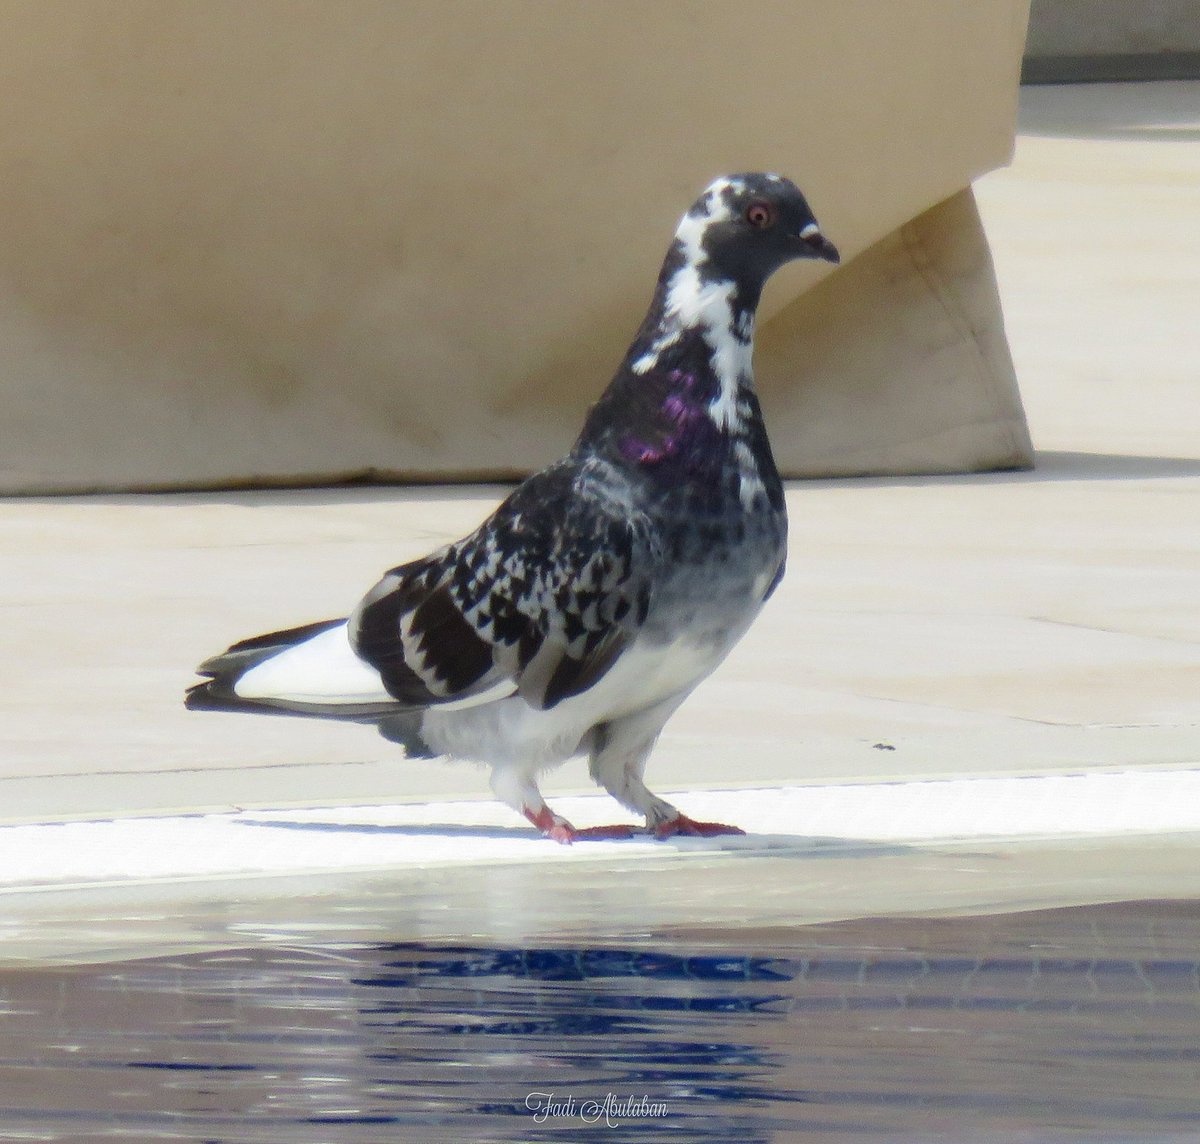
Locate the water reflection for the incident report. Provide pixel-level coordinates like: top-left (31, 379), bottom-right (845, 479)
top-left (1, 900), bottom-right (1199, 1142)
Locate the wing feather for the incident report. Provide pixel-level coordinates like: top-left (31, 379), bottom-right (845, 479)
top-left (350, 461), bottom-right (660, 711)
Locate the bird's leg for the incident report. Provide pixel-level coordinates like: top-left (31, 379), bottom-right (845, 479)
top-left (589, 711), bottom-right (746, 840)
top-left (489, 764), bottom-right (635, 844)
top-left (589, 745), bottom-right (678, 830)
top-left (522, 804), bottom-right (579, 845)
top-left (652, 812), bottom-right (746, 839)
top-left (489, 765), bottom-right (565, 839)
top-left (519, 796), bottom-right (639, 843)
top-left (490, 766), bottom-right (577, 843)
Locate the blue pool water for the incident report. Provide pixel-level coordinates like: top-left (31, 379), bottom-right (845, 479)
top-left (2, 899), bottom-right (1199, 1142)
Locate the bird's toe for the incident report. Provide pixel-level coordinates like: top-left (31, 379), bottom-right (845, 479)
top-left (653, 814), bottom-right (746, 839)
top-left (524, 805), bottom-right (579, 845)
top-left (569, 823), bottom-right (640, 841)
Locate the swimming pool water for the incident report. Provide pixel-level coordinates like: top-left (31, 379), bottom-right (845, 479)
top-left (1, 899), bottom-right (1198, 1142)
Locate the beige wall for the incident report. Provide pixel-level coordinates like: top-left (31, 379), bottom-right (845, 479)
top-left (0, 0), bottom-right (1031, 492)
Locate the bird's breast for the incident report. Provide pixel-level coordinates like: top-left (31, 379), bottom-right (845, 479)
top-left (645, 496), bottom-right (785, 642)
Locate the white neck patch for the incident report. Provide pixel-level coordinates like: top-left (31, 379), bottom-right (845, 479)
top-left (631, 178), bottom-right (754, 430)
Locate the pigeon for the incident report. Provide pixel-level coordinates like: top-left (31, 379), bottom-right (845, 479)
top-left (187, 173), bottom-right (839, 842)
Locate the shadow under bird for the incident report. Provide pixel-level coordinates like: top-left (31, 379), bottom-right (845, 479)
top-left (187, 173), bottom-right (840, 842)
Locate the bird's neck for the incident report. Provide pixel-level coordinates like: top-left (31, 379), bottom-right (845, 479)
top-left (575, 249), bottom-right (780, 499)
top-left (624, 248), bottom-right (764, 433)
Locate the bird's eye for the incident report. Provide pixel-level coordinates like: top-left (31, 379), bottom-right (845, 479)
top-left (745, 201), bottom-right (775, 228)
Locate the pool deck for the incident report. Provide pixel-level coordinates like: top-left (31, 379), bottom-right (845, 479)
top-left (2, 82), bottom-right (1198, 962)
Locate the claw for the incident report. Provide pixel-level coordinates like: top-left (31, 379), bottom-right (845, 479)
top-left (654, 814), bottom-right (746, 839)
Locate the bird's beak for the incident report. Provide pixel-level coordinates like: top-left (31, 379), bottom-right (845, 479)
top-left (797, 225), bottom-right (840, 264)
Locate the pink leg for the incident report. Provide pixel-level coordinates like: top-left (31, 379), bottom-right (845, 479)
top-left (653, 813), bottom-right (746, 840)
top-left (524, 805), bottom-right (577, 844)
top-left (523, 805), bottom-right (638, 843)
top-left (587, 703), bottom-right (744, 841)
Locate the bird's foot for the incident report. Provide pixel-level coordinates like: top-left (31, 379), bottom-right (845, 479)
top-left (653, 813), bottom-right (746, 840)
top-left (571, 823), bottom-right (639, 841)
top-left (523, 806), bottom-right (638, 844)
top-left (524, 805), bottom-right (577, 844)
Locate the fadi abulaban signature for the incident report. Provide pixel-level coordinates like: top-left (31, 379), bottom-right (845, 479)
top-left (526, 1091), bottom-right (670, 1127)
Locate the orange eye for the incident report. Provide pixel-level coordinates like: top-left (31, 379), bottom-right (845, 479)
top-left (745, 201), bottom-right (774, 228)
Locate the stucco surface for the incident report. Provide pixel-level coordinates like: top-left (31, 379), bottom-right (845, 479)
top-left (0, 1), bottom-right (1030, 490)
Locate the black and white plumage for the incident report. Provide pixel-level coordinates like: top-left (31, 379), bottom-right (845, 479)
top-left (187, 173), bottom-right (839, 842)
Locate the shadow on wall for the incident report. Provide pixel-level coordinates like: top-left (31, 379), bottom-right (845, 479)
top-left (232, 817), bottom-right (919, 860)
top-left (13, 450), bottom-right (1200, 510)
top-left (1017, 77), bottom-right (1200, 141)
top-left (800, 451), bottom-right (1200, 489)
top-left (1023, 450), bottom-right (1200, 480)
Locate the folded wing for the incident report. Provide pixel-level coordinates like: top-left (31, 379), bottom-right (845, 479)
top-left (351, 462), bottom-right (660, 712)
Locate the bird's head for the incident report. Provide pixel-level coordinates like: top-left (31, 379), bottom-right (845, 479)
top-left (674, 173), bottom-right (840, 289)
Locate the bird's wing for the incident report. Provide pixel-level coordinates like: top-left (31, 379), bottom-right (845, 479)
top-left (350, 462), bottom-right (661, 712)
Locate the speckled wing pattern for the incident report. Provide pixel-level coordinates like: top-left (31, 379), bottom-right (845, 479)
top-left (350, 461), bottom-right (660, 713)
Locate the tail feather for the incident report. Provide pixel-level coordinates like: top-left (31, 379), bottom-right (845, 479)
top-left (186, 617), bottom-right (401, 722)
top-left (186, 616), bottom-right (436, 757)
top-left (194, 617), bottom-right (346, 681)
top-left (183, 679), bottom-right (401, 722)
